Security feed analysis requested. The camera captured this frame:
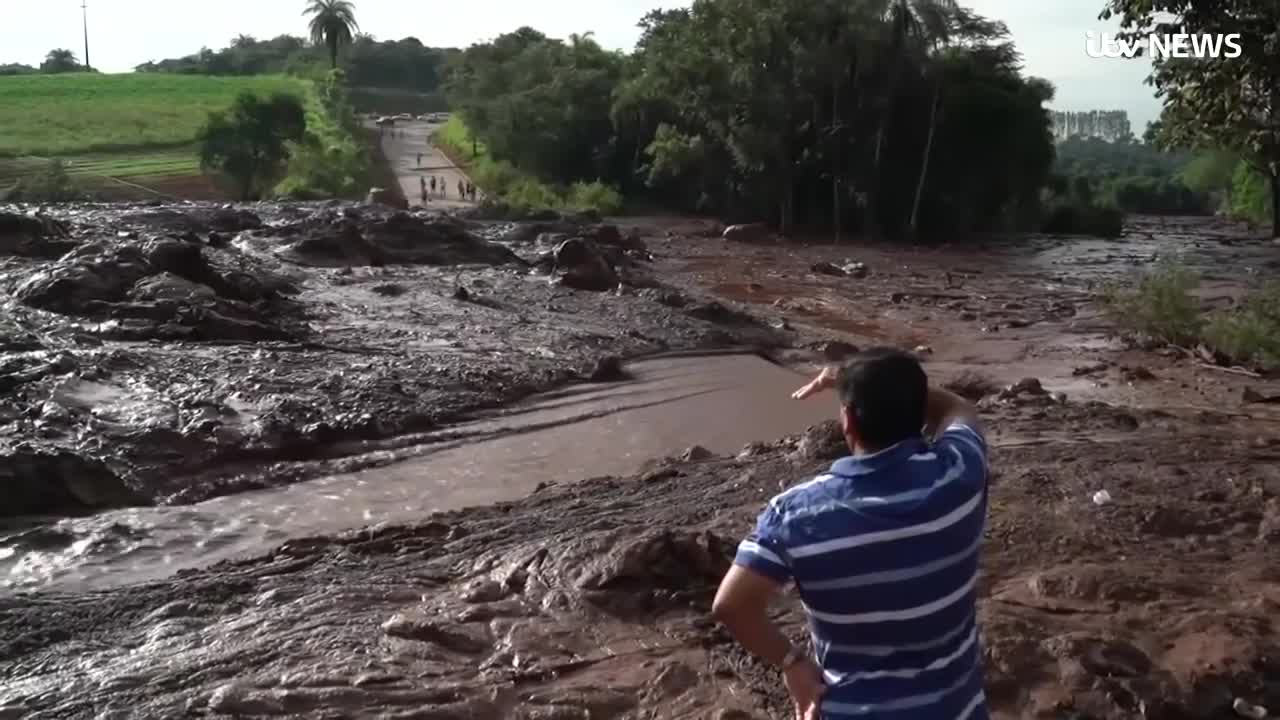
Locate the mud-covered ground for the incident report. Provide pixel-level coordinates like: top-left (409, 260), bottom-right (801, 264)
top-left (3, 210), bottom-right (1280, 719)
top-left (1, 202), bottom-right (780, 517)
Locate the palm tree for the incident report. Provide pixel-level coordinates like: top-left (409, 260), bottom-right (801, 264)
top-left (304, 0), bottom-right (359, 69)
top-left (41, 49), bottom-right (80, 74)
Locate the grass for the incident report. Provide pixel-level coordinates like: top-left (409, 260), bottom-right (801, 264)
top-left (0, 73), bottom-right (308, 157)
top-left (434, 115), bottom-right (623, 215)
top-left (0, 149), bottom-right (202, 198)
top-left (1102, 260), bottom-right (1280, 371)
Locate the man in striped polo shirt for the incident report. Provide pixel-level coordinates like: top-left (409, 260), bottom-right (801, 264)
top-left (712, 348), bottom-right (988, 719)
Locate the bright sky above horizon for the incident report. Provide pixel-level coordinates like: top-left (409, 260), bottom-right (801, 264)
top-left (3, 0), bottom-right (1161, 129)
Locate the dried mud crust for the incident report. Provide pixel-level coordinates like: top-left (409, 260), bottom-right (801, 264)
top-left (0, 203), bottom-right (782, 516)
top-left (1, 400), bottom-right (1277, 720)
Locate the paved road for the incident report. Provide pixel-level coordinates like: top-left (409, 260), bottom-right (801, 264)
top-left (368, 119), bottom-right (483, 210)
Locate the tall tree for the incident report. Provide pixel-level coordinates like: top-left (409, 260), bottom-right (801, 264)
top-left (908, 9), bottom-right (1007, 239)
top-left (864, 0), bottom-right (957, 239)
top-left (41, 49), bottom-right (81, 74)
top-left (1101, 0), bottom-right (1280, 236)
top-left (304, 0), bottom-right (359, 69)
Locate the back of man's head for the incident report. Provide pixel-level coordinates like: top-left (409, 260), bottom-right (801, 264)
top-left (837, 347), bottom-right (928, 450)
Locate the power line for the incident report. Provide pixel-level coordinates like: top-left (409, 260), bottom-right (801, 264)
top-left (81, 0), bottom-right (91, 71)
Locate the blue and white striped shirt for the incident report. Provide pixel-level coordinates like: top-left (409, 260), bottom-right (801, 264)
top-left (735, 422), bottom-right (989, 719)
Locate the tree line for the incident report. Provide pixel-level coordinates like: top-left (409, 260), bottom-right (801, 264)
top-left (446, 0), bottom-right (1278, 238)
top-left (447, 0), bottom-right (1064, 241)
top-left (1, 49), bottom-right (98, 75)
top-left (130, 32), bottom-right (455, 96)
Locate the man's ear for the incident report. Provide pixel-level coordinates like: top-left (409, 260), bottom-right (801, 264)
top-left (840, 405), bottom-right (860, 447)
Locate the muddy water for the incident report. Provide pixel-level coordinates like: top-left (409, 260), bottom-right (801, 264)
top-left (1, 353), bottom-right (833, 594)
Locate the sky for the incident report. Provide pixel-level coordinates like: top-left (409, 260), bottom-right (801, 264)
top-left (2, 0), bottom-right (1161, 130)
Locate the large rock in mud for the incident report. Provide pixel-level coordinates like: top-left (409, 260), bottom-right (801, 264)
top-left (278, 210), bottom-right (519, 267)
top-left (1, 449), bottom-right (139, 517)
top-left (552, 238), bottom-right (619, 291)
top-left (14, 243), bottom-right (152, 313)
top-left (0, 211), bottom-right (76, 258)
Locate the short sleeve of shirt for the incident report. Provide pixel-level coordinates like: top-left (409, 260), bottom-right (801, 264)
top-left (937, 421), bottom-right (989, 482)
top-left (733, 505), bottom-right (792, 584)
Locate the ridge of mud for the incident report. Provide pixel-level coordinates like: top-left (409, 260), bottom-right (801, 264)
top-left (1, 400), bottom-right (1276, 719)
top-left (0, 203), bottom-right (783, 518)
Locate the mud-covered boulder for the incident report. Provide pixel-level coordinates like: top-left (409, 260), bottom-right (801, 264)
top-left (0, 211), bottom-right (76, 258)
top-left (280, 211), bottom-right (518, 267)
top-left (285, 217), bottom-right (386, 266)
top-left (1, 449), bottom-right (139, 517)
top-left (365, 187), bottom-right (408, 210)
top-left (145, 237), bottom-right (215, 283)
top-left (207, 208), bottom-right (262, 232)
top-left (129, 273), bottom-right (219, 303)
top-left (722, 223), bottom-right (770, 243)
top-left (14, 244), bottom-right (151, 314)
top-left (552, 238), bottom-right (619, 291)
top-left (571, 530), bottom-right (735, 594)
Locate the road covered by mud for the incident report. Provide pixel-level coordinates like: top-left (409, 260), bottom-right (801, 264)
top-left (2, 207), bottom-right (1280, 719)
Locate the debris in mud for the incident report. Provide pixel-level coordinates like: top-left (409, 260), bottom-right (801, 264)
top-left (0, 210), bottom-right (75, 258)
top-left (551, 237), bottom-right (619, 292)
top-left (814, 339), bottom-right (859, 361)
top-left (365, 187), bottom-right (408, 210)
top-left (1242, 387), bottom-right (1280, 404)
top-left (945, 371), bottom-right (1001, 401)
top-left (371, 282), bottom-right (407, 297)
top-left (680, 445), bottom-right (715, 462)
top-left (1073, 362), bottom-right (1110, 376)
top-left (788, 420), bottom-right (846, 462)
top-left (913, 344), bottom-right (933, 355)
top-left (721, 223), bottom-right (770, 243)
top-left (587, 355), bottom-right (627, 382)
top-left (810, 261), bottom-right (867, 278)
top-left (1120, 365), bottom-right (1156, 382)
top-left (1000, 377), bottom-right (1047, 400)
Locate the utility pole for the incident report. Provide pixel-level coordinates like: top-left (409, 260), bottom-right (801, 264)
top-left (81, 0), bottom-right (91, 71)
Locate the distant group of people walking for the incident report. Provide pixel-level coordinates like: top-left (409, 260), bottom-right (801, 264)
top-left (418, 175), bottom-right (477, 204)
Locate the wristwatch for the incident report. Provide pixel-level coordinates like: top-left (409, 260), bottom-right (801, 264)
top-left (780, 644), bottom-right (806, 671)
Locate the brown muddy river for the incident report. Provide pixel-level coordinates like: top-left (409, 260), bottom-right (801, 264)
top-left (1, 353), bottom-right (833, 594)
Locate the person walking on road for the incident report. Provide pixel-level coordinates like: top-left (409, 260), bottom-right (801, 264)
top-left (457, 179), bottom-right (465, 199)
top-left (417, 152), bottom-right (422, 167)
top-left (429, 176), bottom-right (436, 195)
top-left (419, 176), bottom-right (427, 205)
top-left (713, 348), bottom-right (990, 720)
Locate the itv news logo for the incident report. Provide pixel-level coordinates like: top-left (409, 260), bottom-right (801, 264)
top-left (1085, 32), bottom-right (1242, 59)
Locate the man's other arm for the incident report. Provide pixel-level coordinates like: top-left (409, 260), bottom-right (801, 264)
top-left (924, 386), bottom-right (983, 440)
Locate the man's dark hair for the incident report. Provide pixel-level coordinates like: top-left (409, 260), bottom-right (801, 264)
top-left (837, 347), bottom-right (928, 449)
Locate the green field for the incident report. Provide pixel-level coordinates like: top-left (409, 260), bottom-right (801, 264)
top-left (0, 149), bottom-right (203, 197)
top-left (0, 73), bottom-right (308, 157)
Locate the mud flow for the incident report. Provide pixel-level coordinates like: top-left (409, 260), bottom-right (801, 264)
top-left (3, 209), bottom-right (1280, 720)
top-left (2, 352), bottom-right (831, 592)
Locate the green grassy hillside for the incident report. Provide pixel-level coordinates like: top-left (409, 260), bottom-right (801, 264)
top-left (0, 73), bottom-right (307, 157)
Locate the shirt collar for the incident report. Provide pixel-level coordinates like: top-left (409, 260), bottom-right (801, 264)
top-left (828, 433), bottom-right (928, 477)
